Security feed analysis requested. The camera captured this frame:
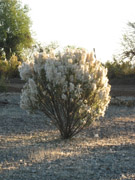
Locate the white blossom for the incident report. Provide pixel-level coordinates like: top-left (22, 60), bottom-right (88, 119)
top-left (28, 78), bottom-right (38, 94)
top-left (68, 58), bottom-right (73, 64)
top-left (69, 83), bottom-right (74, 92)
top-left (19, 47), bottom-right (111, 133)
top-left (61, 94), bottom-right (67, 100)
top-left (19, 60), bottom-right (34, 80)
top-left (91, 83), bottom-right (97, 91)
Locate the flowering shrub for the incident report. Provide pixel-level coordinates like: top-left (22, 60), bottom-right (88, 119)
top-left (19, 48), bottom-right (111, 139)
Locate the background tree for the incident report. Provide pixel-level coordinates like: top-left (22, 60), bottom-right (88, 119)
top-left (0, 0), bottom-right (33, 59)
top-left (119, 22), bottom-right (135, 63)
top-left (104, 22), bottom-right (135, 80)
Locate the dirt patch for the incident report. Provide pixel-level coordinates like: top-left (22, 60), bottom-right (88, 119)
top-left (4, 78), bottom-right (24, 93)
top-left (111, 85), bottom-right (135, 97)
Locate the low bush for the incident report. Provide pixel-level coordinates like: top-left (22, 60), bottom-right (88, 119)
top-left (104, 59), bottom-right (135, 79)
top-left (19, 48), bottom-right (111, 139)
top-left (0, 55), bottom-right (21, 79)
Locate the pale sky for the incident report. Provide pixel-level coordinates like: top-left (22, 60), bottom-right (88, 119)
top-left (22, 0), bottom-right (135, 62)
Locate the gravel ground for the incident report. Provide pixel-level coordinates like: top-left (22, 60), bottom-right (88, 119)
top-left (0, 93), bottom-right (135, 180)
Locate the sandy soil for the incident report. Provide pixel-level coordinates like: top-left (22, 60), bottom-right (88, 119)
top-left (0, 78), bottom-right (135, 179)
top-left (0, 92), bottom-right (135, 180)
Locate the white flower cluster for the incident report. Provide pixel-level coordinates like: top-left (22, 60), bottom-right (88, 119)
top-left (20, 78), bottom-right (38, 113)
top-left (19, 59), bottom-right (34, 81)
top-left (19, 48), bottom-right (111, 124)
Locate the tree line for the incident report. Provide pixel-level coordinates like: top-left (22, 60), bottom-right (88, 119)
top-left (0, 0), bottom-right (135, 81)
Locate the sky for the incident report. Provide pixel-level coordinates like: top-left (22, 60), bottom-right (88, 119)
top-left (22, 0), bottom-right (135, 62)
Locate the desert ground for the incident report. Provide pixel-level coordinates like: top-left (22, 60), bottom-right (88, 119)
top-left (0, 79), bottom-right (135, 180)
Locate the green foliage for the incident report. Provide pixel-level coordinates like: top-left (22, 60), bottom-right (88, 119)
top-left (109, 21), bottom-right (135, 80)
top-left (0, 55), bottom-right (21, 78)
top-left (104, 59), bottom-right (135, 79)
top-left (0, 60), bottom-right (8, 77)
top-left (0, 0), bottom-right (33, 59)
